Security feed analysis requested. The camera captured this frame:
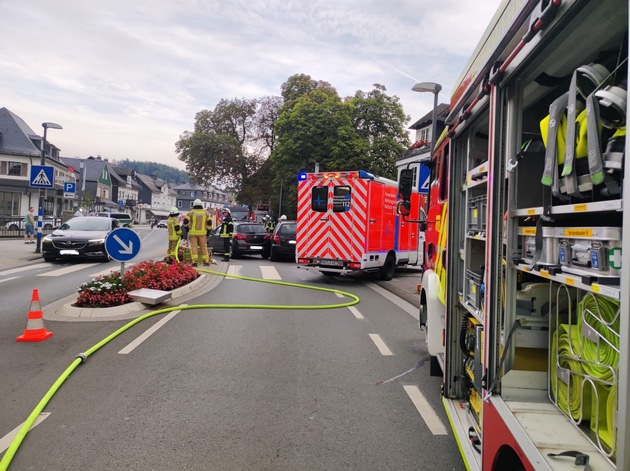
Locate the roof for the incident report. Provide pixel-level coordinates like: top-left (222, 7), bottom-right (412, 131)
top-left (408, 103), bottom-right (450, 130)
top-left (0, 107), bottom-right (42, 157)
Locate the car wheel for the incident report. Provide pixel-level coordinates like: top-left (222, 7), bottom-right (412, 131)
top-left (261, 247), bottom-right (270, 259)
top-left (43, 256), bottom-right (55, 262)
top-left (9, 224), bottom-right (18, 231)
top-left (43, 223), bottom-right (53, 230)
top-left (270, 246), bottom-right (280, 261)
top-left (230, 241), bottom-right (239, 259)
top-left (379, 254), bottom-right (396, 281)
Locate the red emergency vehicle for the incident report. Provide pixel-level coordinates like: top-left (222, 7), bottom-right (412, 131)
top-left (296, 170), bottom-right (423, 280)
top-left (404, 1), bottom-right (629, 470)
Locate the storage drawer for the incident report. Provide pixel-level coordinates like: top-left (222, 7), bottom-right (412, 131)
top-left (556, 227), bottom-right (622, 278)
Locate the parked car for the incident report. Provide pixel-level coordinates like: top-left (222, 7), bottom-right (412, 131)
top-left (4, 216), bottom-right (60, 231)
top-left (156, 219), bottom-right (168, 228)
top-left (96, 211), bottom-right (133, 227)
top-left (262, 220), bottom-right (296, 261)
top-left (41, 216), bottom-right (121, 262)
top-left (207, 221), bottom-right (267, 258)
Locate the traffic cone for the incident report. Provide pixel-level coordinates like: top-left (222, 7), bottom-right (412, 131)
top-left (16, 289), bottom-right (53, 342)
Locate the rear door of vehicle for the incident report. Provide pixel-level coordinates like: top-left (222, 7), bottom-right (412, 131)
top-left (278, 222), bottom-right (296, 249)
top-left (241, 224), bottom-right (266, 249)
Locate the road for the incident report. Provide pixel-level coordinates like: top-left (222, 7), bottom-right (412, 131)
top-left (0, 234), bottom-right (465, 470)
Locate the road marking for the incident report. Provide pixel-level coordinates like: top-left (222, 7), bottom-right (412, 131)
top-left (365, 282), bottom-right (418, 320)
top-left (0, 412), bottom-right (51, 453)
top-left (260, 265), bottom-right (281, 280)
top-left (348, 306), bottom-right (364, 319)
top-left (368, 333), bottom-right (393, 356)
top-left (118, 308), bottom-right (182, 354)
top-left (0, 264), bottom-right (46, 276)
top-left (226, 265), bottom-right (242, 279)
top-left (0, 276), bottom-right (20, 284)
top-left (403, 385), bottom-right (448, 435)
top-left (90, 263), bottom-right (135, 279)
top-left (37, 263), bottom-right (100, 277)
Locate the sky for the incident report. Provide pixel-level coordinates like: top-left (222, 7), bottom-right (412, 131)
top-left (1, 0), bottom-right (502, 171)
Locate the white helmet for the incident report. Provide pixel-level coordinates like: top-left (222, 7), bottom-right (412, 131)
top-left (193, 199), bottom-right (202, 207)
top-left (169, 207), bottom-right (179, 215)
top-left (280, 215), bottom-right (287, 221)
top-left (222, 207), bottom-right (231, 215)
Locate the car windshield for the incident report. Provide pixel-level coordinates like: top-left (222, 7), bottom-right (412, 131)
top-left (237, 224), bottom-right (266, 234)
top-left (278, 223), bottom-right (296, 235)
top-left (59, 218), bottom-right (112, 231)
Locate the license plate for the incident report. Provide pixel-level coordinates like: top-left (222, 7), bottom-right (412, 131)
top-left (320, 260), bottom-right (343, 267)
top-left (250, 245), bottom-right (262, 250)
top-left (60, 249), bottom-right (79, 255)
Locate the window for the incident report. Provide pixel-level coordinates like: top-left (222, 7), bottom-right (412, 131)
top-left (311, 187), bottom-right (328, 212)
top-left (0, 191), bottom-right (21, 216)
top-left (1, 161), bottom-right (27, 177)
top-left (332, 186), bottom-right (351, 212)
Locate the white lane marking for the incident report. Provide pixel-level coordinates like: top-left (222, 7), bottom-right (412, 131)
top-left (365, 282), bottom-right (418, 321)
top-left (118, 308), bottom-right (182, 354)
top-left (0, 276), bottom-right (20, 284)
top-left (0, 264), bottom-right (46, 276)
top-left (368, 333), bottom-right (393, 356)
top-left (0, 412), bottom-right (51, 453)
top-left (335, 292), bottom-right (344, 298)
top-left (90, 263), bottom-right (135, 279)
top-left (259, 265), bottom-right (281, 280)
top-left (403, 385), bottom-right (448, 435)
top-left (348, 306), bottom-right (364, 319)
top-left (226, 265), bottom-right (242, 279)
top-left (37, 263), bottom-right (100, 277)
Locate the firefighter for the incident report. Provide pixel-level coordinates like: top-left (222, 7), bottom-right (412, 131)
top-left (219, 207), bottom-right (234, 262)
top-left (164, 207), bottom-right (182, 264)
top-left (262, 214), bottom-right (274, 233)
top-left (183, 199), bottom-right (213, 267)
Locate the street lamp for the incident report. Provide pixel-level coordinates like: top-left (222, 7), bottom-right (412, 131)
top-left (35, 122), bottom-right (63, 254)
top-left (412, 82), bottom-right (442, 156)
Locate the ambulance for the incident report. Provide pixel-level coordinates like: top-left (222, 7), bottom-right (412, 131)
top-left (296, 170), bottom-right (423, 280)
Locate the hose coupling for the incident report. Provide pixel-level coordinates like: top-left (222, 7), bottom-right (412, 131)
top-left (76, 353), bottom-right (87, 363)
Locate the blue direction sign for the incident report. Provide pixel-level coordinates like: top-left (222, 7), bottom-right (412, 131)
top-left (30, 165), bottom-right (55, 188)
top-left (64, 182), bottom-right (76, 193)
top-left (105, 227), bottom-right (141, 262)
top-left (418, 163), bottom-right (430, 194)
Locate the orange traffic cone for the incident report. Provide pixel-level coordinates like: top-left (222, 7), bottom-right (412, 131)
top-left (16, 289), bottom-right (53, 342)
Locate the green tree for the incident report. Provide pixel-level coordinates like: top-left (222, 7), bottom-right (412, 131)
top-left (176, 98), bottom-right (263, 194)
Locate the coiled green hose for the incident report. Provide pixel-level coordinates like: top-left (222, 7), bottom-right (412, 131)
top-left (0, 268), bottom-right (359, 470)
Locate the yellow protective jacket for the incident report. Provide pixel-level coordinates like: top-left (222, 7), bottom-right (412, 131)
top-left (220, 216), bottom-right (234, 238)
top-left (166, 216), bottom-right (181, 241)
top-left (184, 208), bottom-right (212, 236)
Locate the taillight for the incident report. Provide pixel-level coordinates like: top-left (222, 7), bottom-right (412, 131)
top-left (234, 234), bottom-right (246, 240)
top-left (348, 262), bottom-right (361, 269)
top-left (298, 258), bottom-right (311, 264)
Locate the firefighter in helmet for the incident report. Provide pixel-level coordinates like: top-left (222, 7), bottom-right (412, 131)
top-left (262, 214), bottom-right (274, 233)
top-left (183, 199), bottom-right (212, 267)
top-left (164, 207), bottom-right (182, 264)
top-left (219, 207), bottom-right (234, 261)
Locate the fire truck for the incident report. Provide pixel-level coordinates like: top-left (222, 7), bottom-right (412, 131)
top-left (296, 170), bottom-right (423, 280)
top-left (401, 0), bottom-right (629, 469)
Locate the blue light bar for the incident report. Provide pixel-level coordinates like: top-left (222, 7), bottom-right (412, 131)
top-left (298, 173), bottom-right (308, 181)
top-left (358, 170), bottom-right (375, 179)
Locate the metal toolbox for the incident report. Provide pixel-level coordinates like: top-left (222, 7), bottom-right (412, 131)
top-left (556, 227), bottom-right (622, 278)
top-left (467, 195), bottom-right (487, 233)
top-left (518, 226), bottom-right (558, 267)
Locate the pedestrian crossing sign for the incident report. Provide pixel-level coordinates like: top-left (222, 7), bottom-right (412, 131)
top-left (30, 165), bottom-right (54, 188)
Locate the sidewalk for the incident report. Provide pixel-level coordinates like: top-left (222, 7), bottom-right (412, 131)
top-left (0, 237), bottom-right (44, 268)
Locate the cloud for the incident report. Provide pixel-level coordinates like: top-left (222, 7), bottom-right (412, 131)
top-left (1, 0), bottom-right (501, 169)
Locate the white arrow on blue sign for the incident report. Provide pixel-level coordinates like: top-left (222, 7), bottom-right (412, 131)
top-left (105, 227), bottom-right (141, 262)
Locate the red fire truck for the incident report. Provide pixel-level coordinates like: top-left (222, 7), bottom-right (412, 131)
top-left (402, 0), bottom-right (629, 469)
top-left (296, 170), bottom-right (423, 280)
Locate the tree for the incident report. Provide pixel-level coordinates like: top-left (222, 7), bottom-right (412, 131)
top-left (176, 98), bottom-right (264, 194)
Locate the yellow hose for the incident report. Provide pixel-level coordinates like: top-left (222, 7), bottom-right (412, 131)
top-left (0, 268), bottom-right (359, 470)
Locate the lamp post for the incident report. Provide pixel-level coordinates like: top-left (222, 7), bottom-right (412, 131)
top-left (35, 122), bottom-right (63, 254)
top-left (412, 82), bottom-right (442, 157)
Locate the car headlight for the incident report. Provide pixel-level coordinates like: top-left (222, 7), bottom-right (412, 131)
top-left (87, 238), bottom-right (105, 246)
top-left (42, 236), bottom-right (53, 243)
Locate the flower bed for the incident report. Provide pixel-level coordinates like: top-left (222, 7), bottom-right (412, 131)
top-left (76, 261), bottom-right (199, 308)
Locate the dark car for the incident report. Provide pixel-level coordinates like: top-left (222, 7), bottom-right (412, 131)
top-left (41, 216), bottom-right (120, 262)
top-left (262, 220), bottom-right (296, 261)
top-left (207, 222), bottom-right (267, 258)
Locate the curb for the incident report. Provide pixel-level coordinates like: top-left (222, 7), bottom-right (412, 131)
top-left (44, 265), bottom-right (227, 322)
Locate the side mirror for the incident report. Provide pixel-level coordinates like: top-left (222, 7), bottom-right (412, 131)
top-left (396, 201), bottom-right (411, 216)
top-left (398, 168), bottom-right (414, 200)
top-left (419, 208), bottom-right (427, 232)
